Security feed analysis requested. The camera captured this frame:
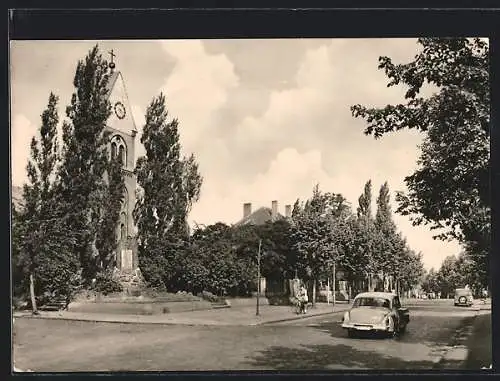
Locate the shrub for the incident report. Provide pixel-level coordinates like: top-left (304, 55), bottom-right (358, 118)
top-left (36, 257), bottom-right (83, 306)
top-left (198, 290), bottom-right (226, 304)
top-left (92, 271), bottom-right (123, 295)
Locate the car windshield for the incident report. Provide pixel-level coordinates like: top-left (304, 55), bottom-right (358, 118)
top-left (456, 289), bottom-right (472, 296)
top-left (353, 297), bottom-right (390, 309)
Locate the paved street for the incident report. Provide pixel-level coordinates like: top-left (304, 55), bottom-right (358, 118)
top-left (13, 300), bottom-right (489, 372)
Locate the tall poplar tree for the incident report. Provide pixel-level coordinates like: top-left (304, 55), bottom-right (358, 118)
top-left (374, 182), bottom-right (398, 290)
top-left (357, 180), bottom-right (372, 220)
top-left (133, 93), bottom-right (202, 288)
top-left (16, 93), bottom-right (80, 311)
top-left (56, 45), bottom-right (113, 283)
top-left (355, 180), bottom-right (378, 291)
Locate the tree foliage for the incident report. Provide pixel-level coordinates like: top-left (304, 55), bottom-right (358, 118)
top-left (351, 38), bottom-right (490, 288)
top-left (95, 155), bottom-right (125, 270)
top-left (424, 252), bottom-right (484, 298)
top-left (256, 220), bottom-right (297, 279)
top-left (373, 182), bottom-right (398, 277)
top-left (12, 45), bottom-right (133, 306)
top-left (172, 223), bottom-right (256, 296)
top-left (15, 93), bottom-right (81, 305)
top-left (291, 185), bottom-right (351, 281)
top-left (133, 93), bottom-right (202, 288)
top-left (56, 45), bottom-right (114, 283)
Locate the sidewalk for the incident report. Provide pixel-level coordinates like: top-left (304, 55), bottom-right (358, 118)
top-left (463, 312), bottom-right (492, 369)
top-left (437, 308), bottom-right (492, 370)
top-left (13, 302), bottom-right (350, 327)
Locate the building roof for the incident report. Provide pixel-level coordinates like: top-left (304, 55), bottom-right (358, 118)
top-left (234, 206), bottom-right (285, 227)
top-left (353, 292), bottom-right (396, 300)
top-left (105, 70), bottom-right (120, 100)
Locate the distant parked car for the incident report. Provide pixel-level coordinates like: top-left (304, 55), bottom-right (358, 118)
top-left (341, 292), bottom-right (409, 338)
top-left (454, 288), bottom-right (473, 307)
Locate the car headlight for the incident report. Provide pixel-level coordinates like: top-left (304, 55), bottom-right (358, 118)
top-left (384, 316), bottom-right (390, 326)
top-left (343, 311), bottom-right (350, 323)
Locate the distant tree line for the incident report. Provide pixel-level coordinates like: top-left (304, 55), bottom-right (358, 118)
top-left (421, 253), bottom-right (485, 298)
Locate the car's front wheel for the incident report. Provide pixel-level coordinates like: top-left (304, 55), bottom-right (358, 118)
top-left (347, 329), bottom-right (356, 338)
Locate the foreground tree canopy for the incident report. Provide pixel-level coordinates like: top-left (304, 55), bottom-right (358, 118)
top-left (351, 38), bottom-right (490, 288)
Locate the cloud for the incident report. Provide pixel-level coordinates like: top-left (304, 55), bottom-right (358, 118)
top-left (190, 147), bottom-right (329, 226)
top-left (159, 40), bottom-right (239, 154)
top-left (11, 114), bottom-right (37, 186)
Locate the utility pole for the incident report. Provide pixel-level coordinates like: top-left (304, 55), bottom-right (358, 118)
top-left (332, 261), bottom-right (336, 311)
top-left (327, 276), bottom-right (330, 304)
top-left (256, 239), bottom-right (262, 316)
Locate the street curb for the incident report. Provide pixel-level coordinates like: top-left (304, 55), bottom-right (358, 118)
top-left (255, 309), bottom-right (346, 326)
top-left (14, 314), bottom-right (228, 327)
top-left (13, 308), bottom-right (346, 327)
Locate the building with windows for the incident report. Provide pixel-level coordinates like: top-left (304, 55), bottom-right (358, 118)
top-left (104, 62), bottom-right (138, 272)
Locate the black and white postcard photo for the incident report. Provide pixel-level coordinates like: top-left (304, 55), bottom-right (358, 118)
top-left (11, 37), bottom-right (491, 372)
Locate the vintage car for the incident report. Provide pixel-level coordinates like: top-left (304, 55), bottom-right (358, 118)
top-left (454, 288), bottom-right (473, 307)
top-left (341, 292), bottom-right (409, 338)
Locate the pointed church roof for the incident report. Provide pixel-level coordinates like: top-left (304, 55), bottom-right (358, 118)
top-left (105, 70), bottom-right (120, 100)
top-left (105, 68), bottom-right (138, 134)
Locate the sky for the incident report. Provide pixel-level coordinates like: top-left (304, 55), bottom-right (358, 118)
top-left (10, 39), bottom-right (464, 270)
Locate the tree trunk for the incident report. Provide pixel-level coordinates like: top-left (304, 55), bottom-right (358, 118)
top-left (29, 272), bottom-right (38, 315)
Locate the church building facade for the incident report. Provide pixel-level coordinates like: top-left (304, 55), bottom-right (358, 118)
top-left (104, 61), bottom-right (139, 272)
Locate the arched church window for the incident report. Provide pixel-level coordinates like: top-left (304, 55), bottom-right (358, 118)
top-left (120, 223), bottom-right (126, 241)
top-left (119, 145), bottom-right (125, 166)
top-left (111, 142), bottom-right (117, 159)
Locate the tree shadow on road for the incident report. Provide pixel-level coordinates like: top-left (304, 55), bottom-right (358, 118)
top-left (245, 343), bottom-right (437, 370)
top-left (310, 316), bottom-right (475, 346)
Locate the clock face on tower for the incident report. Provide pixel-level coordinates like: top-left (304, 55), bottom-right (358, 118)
top-left (114, 101), bottom-right (126, 119)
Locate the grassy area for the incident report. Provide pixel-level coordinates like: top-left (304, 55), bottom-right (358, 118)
top-left (464, 313), bottom-right (492, 369)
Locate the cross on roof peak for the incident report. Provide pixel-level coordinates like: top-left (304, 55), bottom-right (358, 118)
top-left (108, 49), bottom-right (116, 71)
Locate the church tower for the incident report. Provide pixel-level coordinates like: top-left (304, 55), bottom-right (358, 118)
top-left (104, 51), bottom-right (138, 272)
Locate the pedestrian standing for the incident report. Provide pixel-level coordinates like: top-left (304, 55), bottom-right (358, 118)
top-left (300, 284), bottom-right (308, 313)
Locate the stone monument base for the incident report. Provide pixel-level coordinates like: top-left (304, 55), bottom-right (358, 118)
top-left (112, 267), bottom-right (146, 296)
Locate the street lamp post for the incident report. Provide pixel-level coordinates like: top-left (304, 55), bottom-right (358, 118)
top-left (332, 261), bottom-right (336, 311)
top-left (256, 239), bottom-right (262, 316)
